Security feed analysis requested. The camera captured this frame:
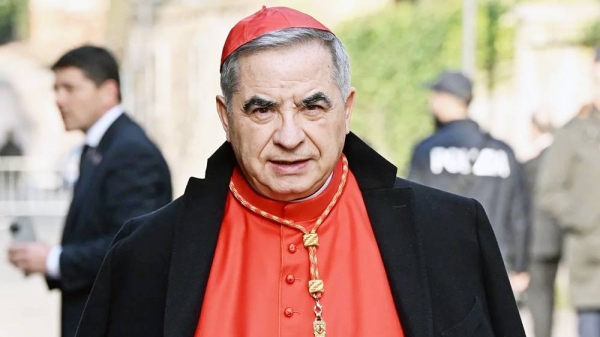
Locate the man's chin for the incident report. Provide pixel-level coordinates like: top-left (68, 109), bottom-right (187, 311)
top-left (262, 181), bottom-right (319, 201)
top-left (64, 124), bottom-right (83, 132)
top-left (62, 122), bottom-right (75, 131)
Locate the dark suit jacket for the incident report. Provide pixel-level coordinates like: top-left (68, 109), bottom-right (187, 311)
top-left (76, 133), bottom-right (524, 337)
top-left (48, 113), bottom-right (172, 337)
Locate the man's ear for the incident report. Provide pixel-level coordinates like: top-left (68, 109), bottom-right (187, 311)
top-left (343, 88), bottom-right (356, 134)
top-left (216, 95), bottom-right (231, 142)
top-left (100, 79), bottom-right (119, 104)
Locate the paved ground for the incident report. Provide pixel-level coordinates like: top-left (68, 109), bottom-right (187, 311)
top-left (521, 307), bottom-right (578, 337)
top-left (1, 217), bottom-right (61, 337)
top-left (0, 216), bottom-right (579, 337)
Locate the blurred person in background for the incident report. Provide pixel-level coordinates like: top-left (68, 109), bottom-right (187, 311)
top-left (75, 7), bottom-right (525, 337)
top-left (524, 109), bottom-right (562, 337)
top-left (7, 45), bottom-right (172, 337)
top-left (0, 130), bottom-right (22, 156)
top-left (0, 131), bottom-right (23, 191)
top-left (408, 70), bottom-right (530, 295)
top-left (537, 49), bottom-right (600, 337)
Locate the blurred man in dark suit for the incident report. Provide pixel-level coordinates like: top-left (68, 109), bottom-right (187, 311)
top-left (8, 45), bottom-right (172, 337)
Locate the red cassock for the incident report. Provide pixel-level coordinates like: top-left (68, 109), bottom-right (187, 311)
top-left (195, 158), bottom-right (405, 336)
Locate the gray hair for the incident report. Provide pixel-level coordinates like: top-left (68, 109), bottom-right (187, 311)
top-left (220, 28), bottom-right (351, 113)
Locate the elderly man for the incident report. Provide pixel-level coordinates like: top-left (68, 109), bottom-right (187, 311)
top-left (76, 6), bottom-right (525, 337)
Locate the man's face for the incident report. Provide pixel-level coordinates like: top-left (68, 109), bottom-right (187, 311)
top-left (53, 66), bottom-right (108, 132)
top-left (217, 42), bottom-right (355, 201)
top-left (428, 91), bottom-right (467, 123)
top-left (428, 91), bottom-right (443, 117)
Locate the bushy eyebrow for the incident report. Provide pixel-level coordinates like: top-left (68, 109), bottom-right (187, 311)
top-left (241, 92), bottom-right (332, 113)
top-left (300, 92), bottom-right (332, 109)
top-left (242, 96), bottom-right (278, 113)
top-left (54, 83), bottom-right (74, 91)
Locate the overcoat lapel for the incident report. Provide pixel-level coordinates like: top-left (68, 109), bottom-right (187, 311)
top-left (163, 143), bottom-right (236, 337)
top-left (362, 188), bottom-right (433, 337)
top-left (344, 133), bottom-right (433, 337)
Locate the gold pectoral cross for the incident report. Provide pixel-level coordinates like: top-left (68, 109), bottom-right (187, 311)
top-left (313, 318), bottom-right (326, 337)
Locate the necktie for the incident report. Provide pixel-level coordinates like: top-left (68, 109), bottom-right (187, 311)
top-left (79, 145), bottom-right (95, 178)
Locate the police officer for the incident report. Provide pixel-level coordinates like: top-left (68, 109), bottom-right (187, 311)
top-left (408, 70), bottom-right (530, 293)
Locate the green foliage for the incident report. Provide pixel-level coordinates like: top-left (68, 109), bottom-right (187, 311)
top-left (481, 1), bottom-right (503, 90)
top-left (0, 0), bottom-right (27, 44)
top-left (581, 19), bottom-right (600, 48)
top-left (0, 0), bottom-right (15, 43)
top-left (337, 1), bottom-right (514, 175)
top-left (480, 1), bottom-right (515, 90)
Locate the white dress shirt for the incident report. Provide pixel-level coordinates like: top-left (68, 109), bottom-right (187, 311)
top-left (45, 105), bottom-right (124, 279)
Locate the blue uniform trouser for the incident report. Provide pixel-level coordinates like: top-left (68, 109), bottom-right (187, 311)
top-left (579, 310), bottom-right (600, 337)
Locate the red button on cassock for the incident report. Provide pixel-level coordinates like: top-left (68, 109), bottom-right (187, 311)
top-left (284, 307), bottom-right (294, 317)
top-left (288, 244), bottom-right (297, 253)
top-left (285, 274), bottom-right (295, 284)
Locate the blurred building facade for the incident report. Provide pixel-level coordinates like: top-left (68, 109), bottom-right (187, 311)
top-left (475, 2), bottom-right (600, 161)
top-left (511, 2), bottom-right (600, 161)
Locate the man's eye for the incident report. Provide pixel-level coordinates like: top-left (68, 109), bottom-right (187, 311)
top-left (68, 84), bottom-right (81, 93)
top-left (252, 107), bottom-right (274, 120)
top-left (305, 105), bottom-right (323, 113)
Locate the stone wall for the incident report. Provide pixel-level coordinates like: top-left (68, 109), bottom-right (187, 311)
top-left (507, 2), bottom-right (600, 160)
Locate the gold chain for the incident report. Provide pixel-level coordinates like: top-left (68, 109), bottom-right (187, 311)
top-left (229, 155), bottom-right (349, 336)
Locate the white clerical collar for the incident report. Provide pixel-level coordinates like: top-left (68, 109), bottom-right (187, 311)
top-left (292, 172), bottom-right (334, 203)
top-left (85, 105), bottom-right (124, 147)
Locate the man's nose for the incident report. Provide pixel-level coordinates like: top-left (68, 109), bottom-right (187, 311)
top-left (55, 89), bottom-right (67, 107)
top-left (272, 112), bottom-right (305, 150)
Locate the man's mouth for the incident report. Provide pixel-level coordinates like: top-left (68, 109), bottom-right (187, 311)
top-left (270, 159), bottom-right (309, 165)
top-left (268, 159), bottom-right (310, 174)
